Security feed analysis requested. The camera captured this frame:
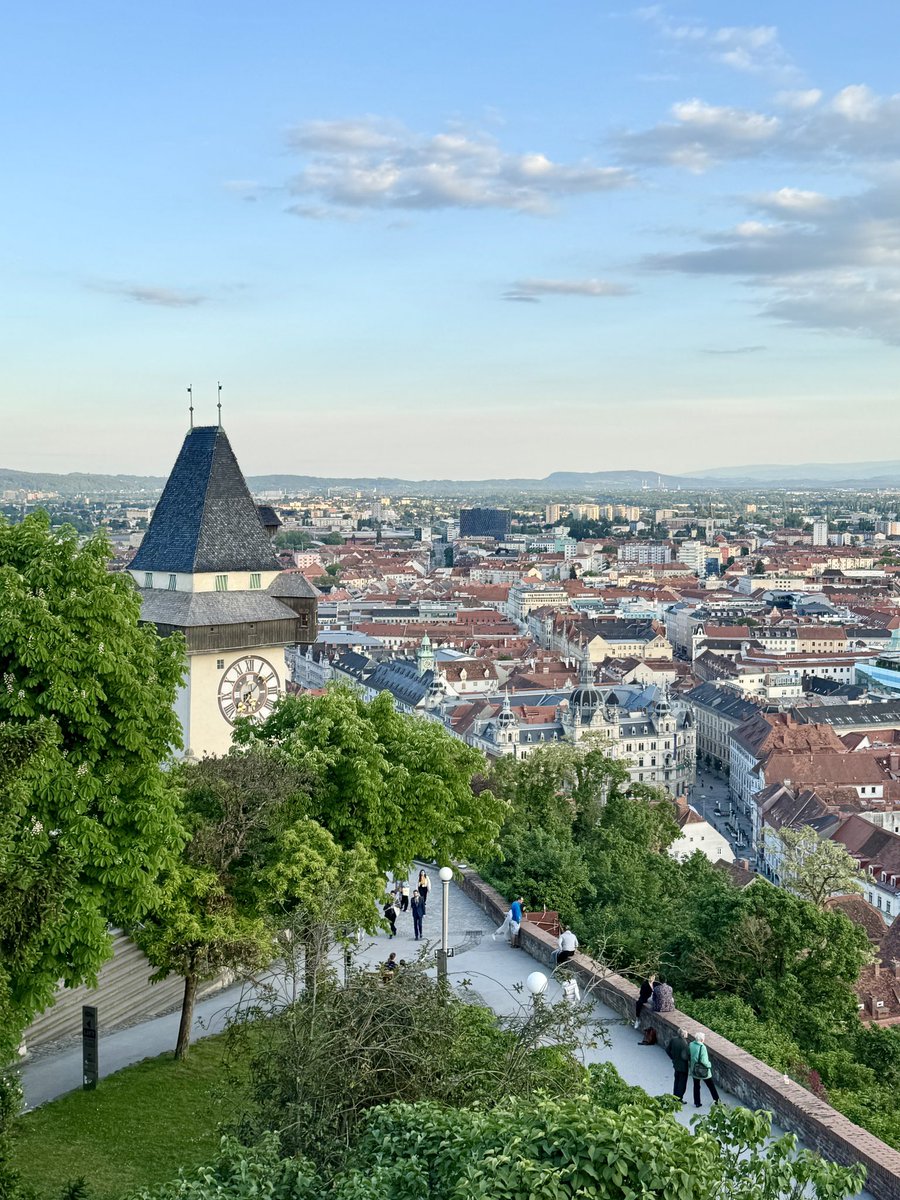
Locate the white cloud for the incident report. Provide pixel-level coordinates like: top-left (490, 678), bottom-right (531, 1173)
top-left (619, 84), bottom-right (900, 170)
top-left (764, 276), bottom-right (900, 344)
top-left (774, 89), bottom-right (822, 110)
top-left (751, 187), bottom-right (831, 216)
top-left (637, 9), bottom-right (794, 77)
top-left (645, 176), bottom-right (900, 344)
top-left (504, 278), bottom-right (634, 301)
top-left (618, 99), bottom-right (779, 171)
top-left (281, 118), bottom-right (632, 216)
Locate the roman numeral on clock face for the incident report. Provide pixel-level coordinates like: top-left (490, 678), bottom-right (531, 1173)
top-left (218, 654), bottom-right (279, 725)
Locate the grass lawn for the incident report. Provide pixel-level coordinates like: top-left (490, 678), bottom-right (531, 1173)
top-left (12, 1034), bottom-right (244, 1200)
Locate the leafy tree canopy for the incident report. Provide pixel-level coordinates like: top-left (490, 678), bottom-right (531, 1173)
top-left (0, 513), bottom-right (184, 1057)
top-left (236, 686), bottom-right (505, 872)
top-left (773, 826), bottom-right (863, 908)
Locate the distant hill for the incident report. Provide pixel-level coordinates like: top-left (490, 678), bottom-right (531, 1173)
top-left (2, 460), bottom-right (900, 499)
top-left (0, 466), bottom-right (703, 498)
top-left (0, 467), bottom-right (166, 497)
top-left (695, 460), bottom-right (900, 486)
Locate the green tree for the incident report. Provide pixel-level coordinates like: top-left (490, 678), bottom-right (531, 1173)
top-left (0, 513), bottom-right (184, 1054)
top-left (678, 879), bottom-right (869, 1050)
top-left (134, 751), bottom-right (386, 1056)
top-left (237, 686), bottom-right (505, 872)
top-left (774, 827), bottom-right (863, 908)
top-left (273, 530), bottom-right (312, 550)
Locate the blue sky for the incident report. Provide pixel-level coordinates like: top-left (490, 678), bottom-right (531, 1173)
top-left (3, 2), bottom-right (900, 478)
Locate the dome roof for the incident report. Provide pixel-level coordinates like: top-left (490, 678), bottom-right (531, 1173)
top-left (571, 684), bottom-right (603, 712)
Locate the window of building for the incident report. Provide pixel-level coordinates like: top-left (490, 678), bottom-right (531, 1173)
top-left (144, 572), bottom-right (153, 588)
top-left (216, 659), bottom-right (225, 670)
top-left (168, 574), bottom-right (177, 590)
top-left (250, 573), bottom-right (261, 590)
top-left (215, 575), bottom-right (228, 592)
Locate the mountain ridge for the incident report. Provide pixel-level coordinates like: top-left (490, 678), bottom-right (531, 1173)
top-left (1, 460), bottom-right (899, 498)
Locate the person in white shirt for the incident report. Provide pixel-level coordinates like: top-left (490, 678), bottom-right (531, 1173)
top-left (555, 925), bottom-right (579, 965)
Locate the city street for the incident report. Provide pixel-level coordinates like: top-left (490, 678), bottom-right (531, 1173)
top-left (686, 767), bottom-right (755, 859)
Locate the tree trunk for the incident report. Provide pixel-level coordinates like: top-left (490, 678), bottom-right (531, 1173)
top-left (175, 973), bottom-right (197, 1061)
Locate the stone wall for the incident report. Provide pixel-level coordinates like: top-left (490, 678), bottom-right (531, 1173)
top-left (458, 867), bottom-right (900, 1200)
top-left (24, 931), bottom-right (228, 1053)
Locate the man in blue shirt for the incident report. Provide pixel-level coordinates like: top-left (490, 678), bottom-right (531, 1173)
top-left (508, 897), bottom-right (524, 945)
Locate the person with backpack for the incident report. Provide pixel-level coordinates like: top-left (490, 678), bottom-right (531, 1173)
top-left (689, 1031), bottom-right (720, 1107)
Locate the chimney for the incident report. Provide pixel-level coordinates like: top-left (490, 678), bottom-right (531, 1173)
top-left (739, 858), bottom-right (750, 871)
top-left (893, 960), bottom-right (900, 981)
top-left (874, 959), bottom-right (881, 979)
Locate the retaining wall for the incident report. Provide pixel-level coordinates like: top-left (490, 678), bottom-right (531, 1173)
top-left (458, 867), bottom-right (900, 1200)
top-left (24, 931), bottom-right (227, 1053)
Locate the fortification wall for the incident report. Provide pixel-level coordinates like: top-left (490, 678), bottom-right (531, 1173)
top-left (458, 867), bottom-right (900, 1200)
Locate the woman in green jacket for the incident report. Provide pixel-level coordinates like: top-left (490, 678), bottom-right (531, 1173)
top-left (689, 1031), bottom-right (720, 1107)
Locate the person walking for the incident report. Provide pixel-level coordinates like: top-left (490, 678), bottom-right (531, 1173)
top-left (492, 905), bottom-right (513, 941)
top-left (667, 1027), bottom-right (691, 1102)
top-left (689, 1031), bottom-right (720, 1107)
top-left (418, 869), bottom-right (430, 910)
top-left (633, 974), bottom-right (656, 1029)
top-left (411, 887), bottom-right (425, 940)
top-left (383, 898), bottom-right (398, 939)
top-left (508, 896), bottom-right (524, 946)
top-left (555, 924), bottom-right (579, 966)
top-left (651, 979), bottom-right (675, 1013)
top-left (400, 882), bottom-right (410, 913)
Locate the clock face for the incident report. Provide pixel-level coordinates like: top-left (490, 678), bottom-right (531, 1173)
top-left (217, 655), bottom-right (280, 725)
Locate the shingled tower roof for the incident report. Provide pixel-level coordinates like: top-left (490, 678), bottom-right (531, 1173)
top-left (131, 426), bottom-right (281, 574)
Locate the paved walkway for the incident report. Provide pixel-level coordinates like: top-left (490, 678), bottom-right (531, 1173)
top-left (20, 874), bottom-right (876, 1199)
top-left (22, 878), bottom-right (730, 1128)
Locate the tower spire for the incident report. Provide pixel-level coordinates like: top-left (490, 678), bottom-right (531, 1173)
top-left (187, 384), bottom-right (193, 430)
top-left (217, 382), bottom-right (223, 427)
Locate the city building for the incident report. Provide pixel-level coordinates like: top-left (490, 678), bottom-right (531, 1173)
top-left (459, 507), bottom-right (511, 539)
top-left (685, 682), bottom-right (758, 771)
top-left (617, 542), bottom-right (672, 565)
top-left (669, 798), bottom-right (735, 864)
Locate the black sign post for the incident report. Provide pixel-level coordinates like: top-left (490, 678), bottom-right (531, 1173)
top-left (82, 1005), bottom-right (98, 1090)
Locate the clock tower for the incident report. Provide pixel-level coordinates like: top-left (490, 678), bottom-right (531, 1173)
top-left (130, 424), bottom-right (317, 757)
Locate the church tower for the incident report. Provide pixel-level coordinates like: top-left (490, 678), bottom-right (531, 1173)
top-left (130, 425), bottom-right (317, 757)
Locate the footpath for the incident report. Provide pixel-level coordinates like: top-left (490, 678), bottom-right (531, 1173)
top-left (22, 878), bottom-right (726, 1128)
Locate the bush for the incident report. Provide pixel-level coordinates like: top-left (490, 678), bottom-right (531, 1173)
top-left (679, 995), bottom-right (803, 1073)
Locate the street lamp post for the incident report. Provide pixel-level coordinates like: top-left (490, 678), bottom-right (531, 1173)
top-left (437, 865), bottom-right (453, 985)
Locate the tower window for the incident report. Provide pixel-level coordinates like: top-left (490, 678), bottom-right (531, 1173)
top-left (168, 574), bottom-right (177, 591)
top-left (215, 575), bottom-right (229, 592)
top-left (144, 572), bottom-right (153, 588)
top-left (249, 573), bottom-right (261, 590)
top-left (216, 659), bottom-right (225, 670)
